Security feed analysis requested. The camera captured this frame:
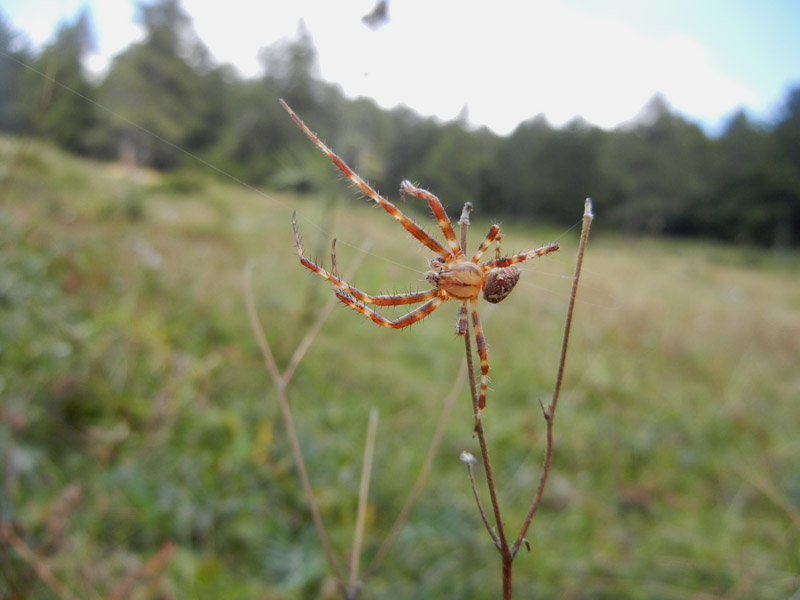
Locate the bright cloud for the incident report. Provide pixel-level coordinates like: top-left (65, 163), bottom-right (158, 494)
top-left (3, 0), bottom-right (786, 135)
top-left (253, 0), bottom-right (760, 133)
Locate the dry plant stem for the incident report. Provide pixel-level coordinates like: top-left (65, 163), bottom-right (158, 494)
top-left (512, 198), bottom-right (594, 556)
top-left (349, 408), bottom-right (379, 592)
top-left (0, 522), bottom-right (82, 600)
top-left (362, 359), bottom-right (465, 580)
top-left (243, 262), bottom-right (348, 591)
top-left (465, 330), bottom-right (509, 552)
top-left (463, 457), bottom-right (500, 549)
top-left (460, 200), bottom-right (593, 598)
top-left (736, 464), bottom-right (800, 532)
top-left (108, 542), bottom-right (174, 600)
top-left (458, 203), bottom-right (513, 595)
top-left (245, 243), bottom-right (461, 596)
top-left (464, 330), bottom-right (513, 600)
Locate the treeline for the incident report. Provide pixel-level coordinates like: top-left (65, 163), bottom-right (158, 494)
top-left (2, 1), bottom-right (799, 248)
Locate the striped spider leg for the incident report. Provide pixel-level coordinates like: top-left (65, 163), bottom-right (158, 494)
top-left (284, 100), bottom-right (559, 420)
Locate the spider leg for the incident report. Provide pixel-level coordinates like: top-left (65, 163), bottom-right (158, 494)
top-left (293, 212), bottom-right (440, 305)
top-left (471, 224), bottom-right (501, 263)
top-left (482, 242), bottom-right (560, 270)
top-left (400, 180), bottom-right (463, 260)
top-left (469, 298), bottom-right (490, 412)
top-left (336, 289), bottom-right (447, 328)
top-left (455, 301), bottom-right (468, 336)
top-left (281, 100), bottom-right (452, 261)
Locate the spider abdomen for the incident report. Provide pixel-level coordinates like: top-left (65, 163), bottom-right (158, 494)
top-left (483, 266), bottom-right (520, 303)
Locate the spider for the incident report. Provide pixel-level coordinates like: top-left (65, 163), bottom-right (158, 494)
top-left (282, 99), bottom-right (559, 419)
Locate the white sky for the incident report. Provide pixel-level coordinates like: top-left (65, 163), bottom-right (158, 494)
top-left (4, 0), bottom-right (800, 135)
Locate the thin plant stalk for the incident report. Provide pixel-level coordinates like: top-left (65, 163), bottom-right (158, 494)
top-left (463, 319), bottom-right (514, 599)
top-left (362, 358), bottom-right (465, 580)
top-left (513, 198), bottom-right (593, 554)
top-left (458, 203), bottom-right (513, 597)
top-left (244, 261), bottom-right (348, 594)
top-left (246, 239), bottom-right (466, 597)
top-left (0, 522), bottom-right (82, 600)
top-left (460, 451), bottom-right (500, 549)
top-left (349, 408), bottom-right (379, 593)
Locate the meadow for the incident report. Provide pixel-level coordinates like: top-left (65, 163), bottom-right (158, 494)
top-left (1, 135), bottom-right (799, 599)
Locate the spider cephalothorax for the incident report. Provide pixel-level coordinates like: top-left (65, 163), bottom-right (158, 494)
top-left (283, 100), bottom-right (558, 418)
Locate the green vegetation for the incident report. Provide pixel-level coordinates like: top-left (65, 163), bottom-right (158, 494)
top-left (2, 1), bottom-right (798, 597)
top-left (1, 136), bottom-right (799, 598)
top-left (2, 0), bottom-right (800, 248)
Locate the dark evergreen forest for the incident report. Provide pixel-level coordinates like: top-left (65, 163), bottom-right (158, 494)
top-left (2, 1), bottom-right (799, 248)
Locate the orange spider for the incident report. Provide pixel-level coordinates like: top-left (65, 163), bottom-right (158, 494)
top-left (283, 99), bottom-right (559, 417)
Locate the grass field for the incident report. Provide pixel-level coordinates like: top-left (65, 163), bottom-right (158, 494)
top-left (1, 135), bottom-right (799, 599)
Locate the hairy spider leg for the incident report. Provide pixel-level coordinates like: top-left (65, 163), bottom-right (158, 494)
top-left (284, 100), bottom-right (560, 423)
top-left (469, 297), bottom-right (490, 411)
top-left (400, 180), bottom-right (464, 260)
top-left (481, 242), bottom-right (560, 271)
top-left (281, 100), bottom-right (452, 262)
top-left (471, 224), bottom-right (502, 263)
top-left (456, 302), bottom-right (469, 336)
top-left (335, 289), bottom-right (447, 328)
top-left (292, 212), bottom-right (440, 306)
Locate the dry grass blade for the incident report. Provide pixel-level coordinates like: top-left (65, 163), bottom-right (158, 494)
top-left (350, 408), bottom-right (379, 592)
top-left (362, 358), bottom-right (467, 580)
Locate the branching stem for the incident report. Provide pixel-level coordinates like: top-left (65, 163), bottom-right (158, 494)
top-left (246, 233), bottom-right (466, 597)
top-left (460, 199), bottom-right (593, 598)
top-left (244, 262), bottom-right (348, 594)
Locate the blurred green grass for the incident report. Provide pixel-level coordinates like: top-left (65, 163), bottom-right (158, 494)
top-left (1, 135), bottom-right (799, 599)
